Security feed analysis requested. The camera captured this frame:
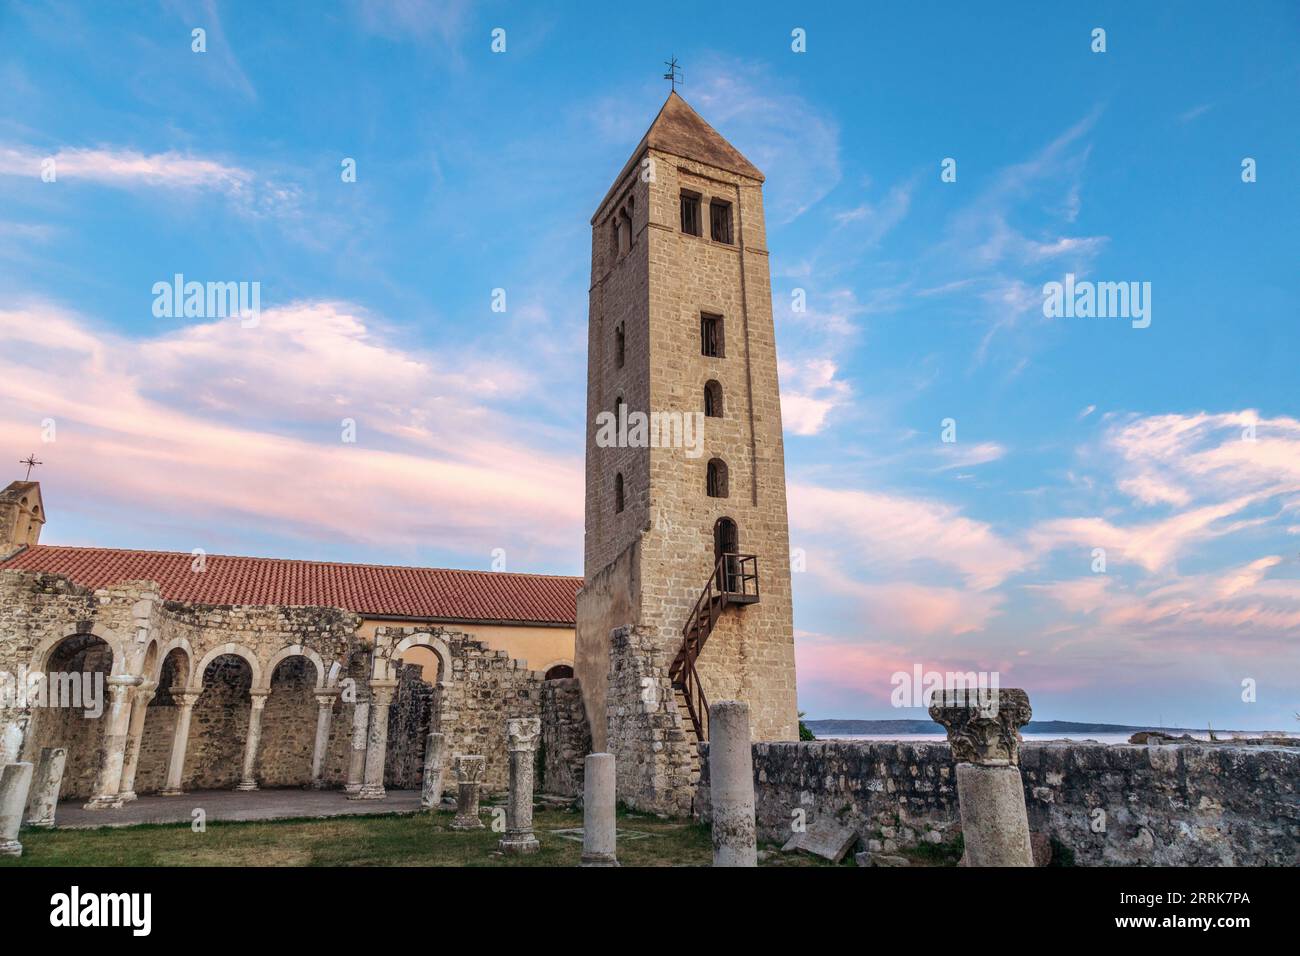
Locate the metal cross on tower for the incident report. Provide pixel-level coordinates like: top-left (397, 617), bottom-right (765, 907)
top-left (19, 454), bottom-right (42, 480)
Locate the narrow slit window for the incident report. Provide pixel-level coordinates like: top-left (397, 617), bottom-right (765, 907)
top-left (700, 313), bottom-right (724, 358)
top-left (709, 200), bottom-right (733, 244)
top-left (615, 473), bottom-right (625, 513)
top-left (704, 380), bottom-right (724, 417)
top-left (706, 458), bottom-right (729, 499)
top-left (615, 323), bottom-right (625, 369)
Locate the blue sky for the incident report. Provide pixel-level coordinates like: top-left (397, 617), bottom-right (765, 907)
top-left (1, 1), bottom-right (1298, 728)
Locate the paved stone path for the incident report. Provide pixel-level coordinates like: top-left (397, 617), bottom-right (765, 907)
top-left (53, 788), bottom-right (423, 829)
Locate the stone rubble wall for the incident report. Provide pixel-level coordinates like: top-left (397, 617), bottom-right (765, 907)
top-left (605, 624), bottom-right (695, 816)
top-left (695, 739), bottom-right (1299, 866)
top-left (538, 676), bottom-right (591, 796)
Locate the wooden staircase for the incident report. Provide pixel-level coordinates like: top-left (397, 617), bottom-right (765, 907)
top-left (668, 553), bottom-right (759, 745)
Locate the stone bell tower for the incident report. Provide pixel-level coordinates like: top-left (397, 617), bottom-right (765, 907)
top-left (575, 91), bottom-right (798, 814)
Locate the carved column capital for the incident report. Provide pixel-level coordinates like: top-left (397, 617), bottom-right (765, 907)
top-left (314, 692), bottom-right (338, 709)
top-left (172, 691), bottom-right (201, 710)
top-left (506, 717), bottom-right (541, 753)
top-left (929, 687), bottom-right (1032, 766)
top-left (368, 680), bottom-right (399, 707)
top-left (453, 754), bottom-right (486, 784)
top-left (249, 688), bottom-right (271, 710)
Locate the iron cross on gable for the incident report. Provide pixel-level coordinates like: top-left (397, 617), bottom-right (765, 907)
top-left (19, 454), bottom-right (42, 480)
top-left (663, 56), bottom-right (682, 92)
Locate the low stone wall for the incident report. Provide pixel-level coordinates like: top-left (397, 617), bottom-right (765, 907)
top-left (695, 740), bottom-right (1299, 866)
top-left (539, 677), bottom-right (591, 796)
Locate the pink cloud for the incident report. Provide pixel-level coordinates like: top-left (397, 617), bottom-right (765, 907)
top-left (0, 301), bottom-right (583, 557)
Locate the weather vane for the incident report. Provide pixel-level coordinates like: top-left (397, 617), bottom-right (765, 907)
top-left (663, 56), bottom-right (682, 92)
top-left (20, 454), bottom-right (42, 480)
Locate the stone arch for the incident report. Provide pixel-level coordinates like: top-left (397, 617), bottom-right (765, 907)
top-left (25, 629), bottom-right (119, 799)
top-left (186, 650), bottom-right (257, 791)
top-left (543, 660), bottom-right (575, 681)
top-left (188, 643), bottom-right (263, 693)
top-left (389, 632), bottom-right (452, 686)
top-left (150, 637), bottom-right (194, 687)
top-left (31, 624), bottom-right (125, 677)
top-left (140, 639), bottom-right (160, 683)
top-left (263, 645), bottom-right (329, 692)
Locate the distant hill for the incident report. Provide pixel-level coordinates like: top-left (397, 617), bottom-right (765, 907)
top-left (803, 719), bottom-right (1275, 736)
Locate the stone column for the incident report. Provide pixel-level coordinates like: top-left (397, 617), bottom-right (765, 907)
top-left (117, 680), bottom-right (157, 802)
top-left (310, 692), bottom-right (338, 789)
top-left (344, 696), bottom-right (370, 794)
top-left (235, 689), bottom-right (271, 791)
top-left (708, 700), bottom-right (757, 867)
top-left (420, 731), bottom-right (447, 810)
top-left (25, 746), bottom-right (68, 828)
top-left (84, 675), bottom-right (140, 809)
top-left (581, 752), bottom-right (618, 866)
top-left (160, 691), bottom-right (199, 796)
top-left (0, 711), bottom-right (31, 766)
top-left (449, 754), bottom-right (486, 830)
top-left (500, 718), bottom-right (541, 855)
top-left (0, 762), bottom-right (34, 857)
top-left (352, 680), bottom-right (396, 800)
top-left (929, 687), bottom-right (1035, 867)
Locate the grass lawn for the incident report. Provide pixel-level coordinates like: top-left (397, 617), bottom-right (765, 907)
top-left (1, 805), bottom-right (837, 867)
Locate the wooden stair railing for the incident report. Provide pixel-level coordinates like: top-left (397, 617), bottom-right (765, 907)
top-left (669, 553), bottom-right (758, 742)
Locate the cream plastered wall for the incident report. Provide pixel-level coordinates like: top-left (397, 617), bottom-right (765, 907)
top-left (357, 619), bottom-right (574, 681)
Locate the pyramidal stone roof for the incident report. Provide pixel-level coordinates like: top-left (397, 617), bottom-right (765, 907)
top-left (0, 545), bottom-right (581, 626)
top-left (596, 91), bottom-right (763, 219)
top-left (642, 91), bottom-right (763, 181)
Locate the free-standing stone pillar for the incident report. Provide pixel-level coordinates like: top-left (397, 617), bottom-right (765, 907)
top-left (84, 675), bottom-right (140, 809)
top-left (929, 687), bottom-right (1035, 867)
top-left (352, 680), bottom-right (396, 800)
top-left (344, 695), bottom-right (370, 793)
top-left (117, 681), bottom-right (157, 802)
top-left (310, 692), bottom-right (338, 789)
top-left (421, 731), bottom-right (447, 810)
top-left (25, 746), bottom-right (67, 828)
top-left (235, 689), bottom-right (271, 791)
top-left (0, 762), bottom-right (34, 857)
top-left (449, 754), bottom-right (486, 830)
top-left (500, 718), bottom-right (541, 855)
top-left (160, 691), bottom-right (199, 796)
top-left (709, 700), bottom-right (758, 867)
top-left (581, 752), bottom-right (618, 867)
top-left (0, 711), bottom-right (31, 766)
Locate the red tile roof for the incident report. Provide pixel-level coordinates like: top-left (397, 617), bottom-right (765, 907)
top-left (0, 545), bottom-right (580, 626)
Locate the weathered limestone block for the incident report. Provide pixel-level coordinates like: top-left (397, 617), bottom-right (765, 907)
top-left (24, 746), bottom-right (67, 828)
top-left (709, 700), bottom-right (757, 867)
top-left (421, 731), bottom-right (447, 810)
top-left (500, 718), bottom-right (541, 855)
top-left (450, 754), bottom-right (486, 830)
top-left (0, 761), bottom-right (34, 856)
top-left (930, 688), bottom-right (1034, 867)
top-left (581, 752), bottom-right (618, 866)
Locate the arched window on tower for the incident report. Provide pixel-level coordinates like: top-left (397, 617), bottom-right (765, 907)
top-left (706, 458), bottom-right (728, 498)
top-left (615, 472), bottom-right (625, 513)
top-left (704, 380), bottom-right (723, 418)
top-left (617, 208), bottom-right (632, 256)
